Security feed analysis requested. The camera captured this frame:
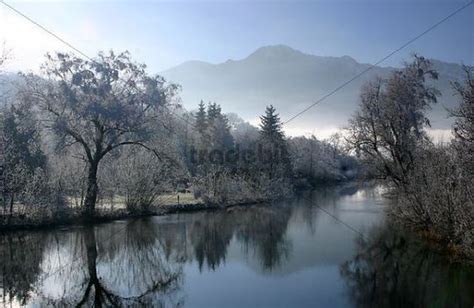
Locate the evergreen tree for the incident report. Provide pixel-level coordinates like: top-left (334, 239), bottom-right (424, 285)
top-left (206, 102), bottom-right (234, 150)
top-left (214, 110), bottom-right (234, 150)
top-left (207, 102), bottom-right (219, 128)
top-left (258, 105), bottom-right (291, 179)
top-left (259, 105), bottom-right (285, 144)
top-left (195, 100), bottom-right (207, 136)
top-left (193, 100), bottom-right (209, 150)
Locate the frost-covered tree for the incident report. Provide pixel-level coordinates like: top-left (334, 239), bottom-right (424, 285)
top-left (103, 146), bottom-right (178, 213)
top-left (450, 65), bottom-right (474, 209)
top-left (2, 101), bottom-right (47, 215)
top-left (205, 102), bottom-right (233, 150)
top-left (259, 105), bottom-right (291, 179)
top-left (195, 100), bottom-right (207, 141)
top-left (23, 51), bottom-right (179, 217)
top-left (451, 65), bottom-right (474, 144)
top-left (259, 105), bottom-right (285, 145)
top-left (289, 135), bottom-right (351, 185)
top-left (346, 55), bottom-right (439, 185)
top-left (347, 56), bottom-right (473, 255)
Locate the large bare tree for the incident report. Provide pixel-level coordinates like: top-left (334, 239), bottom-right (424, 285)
top-left (346, 55), bottom-right (439, 186)
top-left (23, 51), bottom-right (179, 217)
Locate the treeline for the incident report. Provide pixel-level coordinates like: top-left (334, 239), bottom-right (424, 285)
top-left (0, 50), bottom-right (355, 225)
top-left (181, 102), bottom-right (356, 204)
top-left (2, 50), bottom-right (471, 259)
top-left (346, 56), bottom-right (473, 258)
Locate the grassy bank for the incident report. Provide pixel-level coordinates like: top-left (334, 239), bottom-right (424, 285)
top-left (0, 193), bottom-right (267, 232)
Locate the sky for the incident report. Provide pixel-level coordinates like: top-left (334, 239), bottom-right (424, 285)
top-left (1, 0), bottom-right (473, 73)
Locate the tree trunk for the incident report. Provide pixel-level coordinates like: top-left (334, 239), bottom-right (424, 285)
top-left (79, 227), bottom-right (104, 307)
top-left (9, 193), bottom-right (13, 217)
top-left (84, 161), bottom-right (99, 218)
top-left (84, 227), bottom-right (98, 281)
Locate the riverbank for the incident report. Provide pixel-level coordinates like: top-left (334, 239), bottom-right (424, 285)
top-left (2, 185), bottom-right (471, 307)
top-left (0, 197), bottom-right (268, 232)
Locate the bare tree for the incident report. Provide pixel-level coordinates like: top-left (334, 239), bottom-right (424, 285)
top-left (450, 65), bottom-right (474, 199)
top-left (23, 51), bottom-right (179, 217)
top-left (346, 56), bottom-right (474, 254)
top-left (108, 146), bottom-right (177, 213)
top-left (346, 55), bottom-right (439, 186)
top-left (451, 65), bottom-right (474, 144)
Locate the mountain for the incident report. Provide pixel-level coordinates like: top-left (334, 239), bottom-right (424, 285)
top-left (161, 45), bottom-right (466, 137)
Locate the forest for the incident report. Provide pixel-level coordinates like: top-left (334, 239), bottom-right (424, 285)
top-left (0, 50), bottom-right (473, 259)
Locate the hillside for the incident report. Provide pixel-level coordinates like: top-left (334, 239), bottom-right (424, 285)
top-left (162, 45), bottom-right (465, 136)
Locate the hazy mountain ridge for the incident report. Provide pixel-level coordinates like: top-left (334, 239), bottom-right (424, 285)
top-left (0, 46), bottom-right (466, 136)
top-left (162, 45), bottom-right (466, 135)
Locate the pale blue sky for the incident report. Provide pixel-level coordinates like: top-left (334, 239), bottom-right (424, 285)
top-left (1, 0), bottom-right (473, 72)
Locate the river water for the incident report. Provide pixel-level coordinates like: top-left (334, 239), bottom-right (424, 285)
top-left (0, 185), bottom-right (472, 307)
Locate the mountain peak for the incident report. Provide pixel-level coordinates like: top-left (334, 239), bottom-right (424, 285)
top-left (161, 47), bottom-right (462, 132)
top-left (340, 55), bottom-right (357, 63)
top-left (246, 45), bottom-right (304, 60)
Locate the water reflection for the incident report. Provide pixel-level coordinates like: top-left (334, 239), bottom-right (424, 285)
top-left (190, 212), bottom-right (234, 271)
top-left (234, 206), bottom-right (292, 271)
top-left (0, 232), bottom-right (46, 305)
top-left (0, 186), bottom-right (472, 307)
top-left (0, 205), bottom-right (294, 306)
top-left (35, 221), bottom-right (184, 307)
top-left (340, 224), bottom-right (474, 307)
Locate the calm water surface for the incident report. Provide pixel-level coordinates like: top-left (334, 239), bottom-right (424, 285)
top-left (0, 185), bottom-right (472, 307)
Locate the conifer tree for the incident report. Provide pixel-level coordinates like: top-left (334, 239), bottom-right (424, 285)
top-left (195, 100), bottom-right (207, 136)
top-left (258, 105), bottom-right (291, 178)
top-left (206, 102), bottom-right (233, 150)
top-left (207, 102), bottom-right (219, 127)
top-left (214, 109), bottom-right (234, 150)
top-left (259, 105), bottom-right (285, 144)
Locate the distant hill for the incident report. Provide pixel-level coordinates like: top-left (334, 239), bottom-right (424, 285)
top-left (162, 45), bottom-right (466, 137)
top-left (0, 47), bottom-right (466, 138)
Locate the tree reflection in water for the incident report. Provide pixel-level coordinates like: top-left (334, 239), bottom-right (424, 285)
top-left (234, 206), bottom-right (292, 271)
top-left (190, 212), bottom-right (234, 271)
top-left (37, 220), bottom-right (185, 307)
top-left (185, 204), bottom-right (292, 272)
top-left (3, 187), bottom-right (471, 307)
top-left (340, 224), bottom-right (474, 307)
top-left (0, 205), bottom-right (295, 306)
top-left (0, 232), bottom-right (46, 305)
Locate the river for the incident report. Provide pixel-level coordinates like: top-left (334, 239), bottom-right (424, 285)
top-left (0, 185), bottom-right (472, 307)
